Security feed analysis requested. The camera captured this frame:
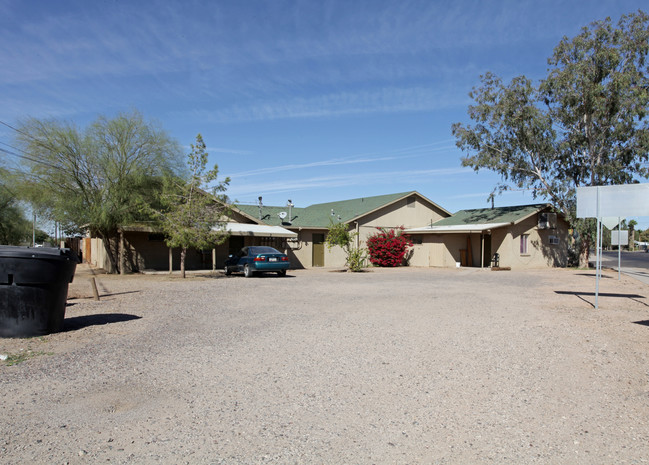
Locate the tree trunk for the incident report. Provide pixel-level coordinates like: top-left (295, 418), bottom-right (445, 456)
top-left (100, 233), bottom-right (119, 274)
top-left (180, 247), bottom-right (187, 279)
top-left (579, 238), bottom-right (591, 269)
top-left (119, 230), bottom-right (126, 275)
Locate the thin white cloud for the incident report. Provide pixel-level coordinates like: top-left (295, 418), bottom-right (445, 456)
top-left (226, 140), bottom-right (457, 178)
top-left (192, 86), bottom-right (470, 123)
top-left (225, 166), bottom-right (470, 197)
top-left (229, 156), bottom-right (404, 178)
top-left (1, 0), bottom-right (630, 89)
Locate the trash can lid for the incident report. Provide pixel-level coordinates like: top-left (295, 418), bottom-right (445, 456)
top-left (0, 246), bottom-right (79, 261)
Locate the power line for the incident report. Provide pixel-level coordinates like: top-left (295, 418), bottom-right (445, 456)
top-left (0, 118), bottom-right (78, 173)
top-left (0, 139), bottom-right (29, 155)
top-left (0, 145), bottom-right (62, 171)
top-left (0, 119), bottom-right (72, 172)
top-left (0, 119), bottom-right (33, 140)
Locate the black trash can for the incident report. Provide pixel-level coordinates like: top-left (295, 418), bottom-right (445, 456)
top-left (0, 246), bottom-right (79, 338)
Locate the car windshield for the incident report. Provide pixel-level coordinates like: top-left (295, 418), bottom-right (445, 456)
top-left (249, 246), bottom-right (281, 255)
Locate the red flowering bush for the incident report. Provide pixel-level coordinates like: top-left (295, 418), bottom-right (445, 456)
top-left (366, 227), bottom-right (413, 267)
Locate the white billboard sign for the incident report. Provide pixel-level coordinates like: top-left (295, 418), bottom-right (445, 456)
top-left (577, 184), bottom-right (649, 218)
top-left (576, 183), bottom-right (649, 309)
top-left (611, 230), bottom-right (628, 246)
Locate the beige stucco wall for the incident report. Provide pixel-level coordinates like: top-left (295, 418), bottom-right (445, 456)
top-left (491, 215), bottom-right (570, 269)
top-left (409, 211), bottom-right (571, 269)
top-left (287, 196), bottom-right (449, 268)
top-left (284, 229), bottom-right (344, 269)
top-left (358, 196), bottom-right (448, 231)
top-left (409, 234), bottom-right (485, 268)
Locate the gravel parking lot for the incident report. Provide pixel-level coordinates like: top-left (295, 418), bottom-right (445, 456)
top-left (2, 265), bottom-right (649, 464)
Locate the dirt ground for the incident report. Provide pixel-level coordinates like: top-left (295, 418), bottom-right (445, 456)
top-left (1, 264), bottom-right (649, 464)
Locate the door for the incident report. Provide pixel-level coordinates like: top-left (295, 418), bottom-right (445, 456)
top-left (312, 233), bottom-right (325, 267)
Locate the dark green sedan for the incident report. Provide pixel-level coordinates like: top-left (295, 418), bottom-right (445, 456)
top-left (224, 246), bottom-right (290, 277)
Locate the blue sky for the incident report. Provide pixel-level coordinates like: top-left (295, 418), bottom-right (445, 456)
top-left (1, 0), bottom-right (646, 225)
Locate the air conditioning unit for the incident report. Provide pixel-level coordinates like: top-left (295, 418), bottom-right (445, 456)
top-left (549, 235), bottom-right (559, 245)
top-left (538, 212), bottom-right (557, 230)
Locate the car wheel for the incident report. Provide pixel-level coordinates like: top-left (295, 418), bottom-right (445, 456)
top-left (224, 265), bottom-right (231, 276)
top-left (277, 269), bottom-right (286, 277)
top-left (244, 264), bottom-right (253, 278)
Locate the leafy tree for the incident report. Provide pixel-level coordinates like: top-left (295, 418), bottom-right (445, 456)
top-left (324, 221), bottom-right (367, 272)
top-left (638, 228), bottom-right (649, 243)
top-left (0, 170), bottom-right (31, 245)
top-left (155, 134), bottom-right (231, 278)
top-left (366, 227), bottom-right (413, 267)
top-left (14, 111), bottom-right (183, 272)
top-left (452, 11), bottom-right (649, 267)
top-left (34, 228), bottom-right (50, 244)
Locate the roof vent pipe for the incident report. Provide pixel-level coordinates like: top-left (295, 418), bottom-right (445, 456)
top-left (287, 200), bottom-right (294, 224)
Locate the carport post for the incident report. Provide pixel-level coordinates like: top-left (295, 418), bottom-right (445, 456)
top-left (212, 248), bottom-right (216, 272)
top-left (480, 234), bottom-right (484, 269)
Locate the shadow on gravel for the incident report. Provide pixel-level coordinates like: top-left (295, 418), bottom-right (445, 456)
top-left (67, 290), bottom-right (141, 301)
top-left (99, 290), bottom-right (142, 298)
top-left (575, 273), bottom-right (613, 279)
top-left (328, 269), bottom-right (372, 273)
top-left (633, 320), bottom-right (649, 327)
top-left (555, 290), bottom-right (649, 308)
top-left (63, 313), bottom-right (142, 332)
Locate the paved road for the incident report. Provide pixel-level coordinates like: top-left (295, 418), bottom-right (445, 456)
top-left (601, 250), bottom-right (649, 285)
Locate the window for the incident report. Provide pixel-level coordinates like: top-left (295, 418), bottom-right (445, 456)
top-left (520, 234), bottom-right (529, 254)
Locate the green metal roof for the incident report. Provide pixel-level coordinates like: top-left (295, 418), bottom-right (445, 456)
top-left (234, 191), bottom-right (433, 228)
top-left (433, 204), bottom-right (550, 226)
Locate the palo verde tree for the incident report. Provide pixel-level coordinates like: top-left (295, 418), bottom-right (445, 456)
top-left (452, 11), bottom-right (649, 267)
top-left (15, 111), bottom-right (184, 272)
top-left (155, 134), bottom-right (231, 278)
